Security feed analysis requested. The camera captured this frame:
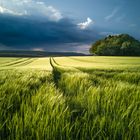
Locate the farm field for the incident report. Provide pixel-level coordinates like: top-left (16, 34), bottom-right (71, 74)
top-left (0, 56), bottom-right (140, 140)
top-left (0, 57), bottom-right (52, 70)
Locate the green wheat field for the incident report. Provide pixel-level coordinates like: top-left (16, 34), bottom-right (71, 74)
top-left (0, 56), bottom-right (140, 140)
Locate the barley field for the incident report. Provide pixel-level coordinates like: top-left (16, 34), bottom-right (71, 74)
top-left (0, 56), bottom-right (140, 140)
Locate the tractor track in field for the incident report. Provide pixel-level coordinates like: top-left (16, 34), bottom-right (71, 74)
top-left (50, 57), bottom-right (80, 72)
top-left (1, 58), bottom-right (37, 67)
top-left (0, 58), bottom-right (22, 66)
top-left (49, 57), bottom-right (89, 126)
top-left (2, 58), bottom-right (30, 67)
top-left (14, 58), bottom-right (37, 67)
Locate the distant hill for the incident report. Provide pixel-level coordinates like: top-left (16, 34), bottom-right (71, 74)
top-left (0, 50), bottom-right (87, 57)
top-left (90, 34), bottom-right (140, 56)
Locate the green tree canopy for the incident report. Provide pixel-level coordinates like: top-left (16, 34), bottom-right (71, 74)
top-left (90, 34), bottom-right (140, 56)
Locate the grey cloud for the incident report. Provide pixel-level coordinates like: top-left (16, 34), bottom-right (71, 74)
top-left (0, 15), bottom-right (100, 52)
top-left (0, 0), bottom-right (101, 53)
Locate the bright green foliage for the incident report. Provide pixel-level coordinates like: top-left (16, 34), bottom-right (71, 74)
top-left (0, 70), bottom-right (72, 140)
top-left (56, 70), bottom-right (140, 140)
top-left (90, 34), bottom-right (140, 56)
top-left (0, 56), bottom-right (140, 139)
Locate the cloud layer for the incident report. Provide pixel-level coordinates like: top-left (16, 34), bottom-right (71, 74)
top-left (78, 17), bottom-right (93, 29)
top-left (0, 15), bottom-right (99, 52)
top-left (0, 0), bottom-right (102, 53)
top-left (0, 0), bottom-right (63, 21)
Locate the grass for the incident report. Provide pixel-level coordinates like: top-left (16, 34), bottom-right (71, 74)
top-left (55, 56), bottom-right (140, 70)
top-left (0, 56), bottom-right (140, 139)
top-left (0, 70), bottom-right (71, 140)
top-left (0, 57), bottom-right (52, 70)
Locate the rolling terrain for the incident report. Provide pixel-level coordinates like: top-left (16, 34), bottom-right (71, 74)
top-left (0, 56), bottom-right (140, 140)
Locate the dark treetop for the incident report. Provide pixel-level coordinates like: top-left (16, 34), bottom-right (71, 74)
top-left (90, 34), bottom-right (140, 56)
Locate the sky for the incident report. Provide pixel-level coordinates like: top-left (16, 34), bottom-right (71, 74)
top-left (0, 0), bottom-right (140, 53)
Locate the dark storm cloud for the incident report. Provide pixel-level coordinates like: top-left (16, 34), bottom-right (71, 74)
top-left (0, 14), bottom-right (100, 50)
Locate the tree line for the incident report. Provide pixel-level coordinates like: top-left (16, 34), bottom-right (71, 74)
top-left (90, 34), bottom-right (140, 56)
